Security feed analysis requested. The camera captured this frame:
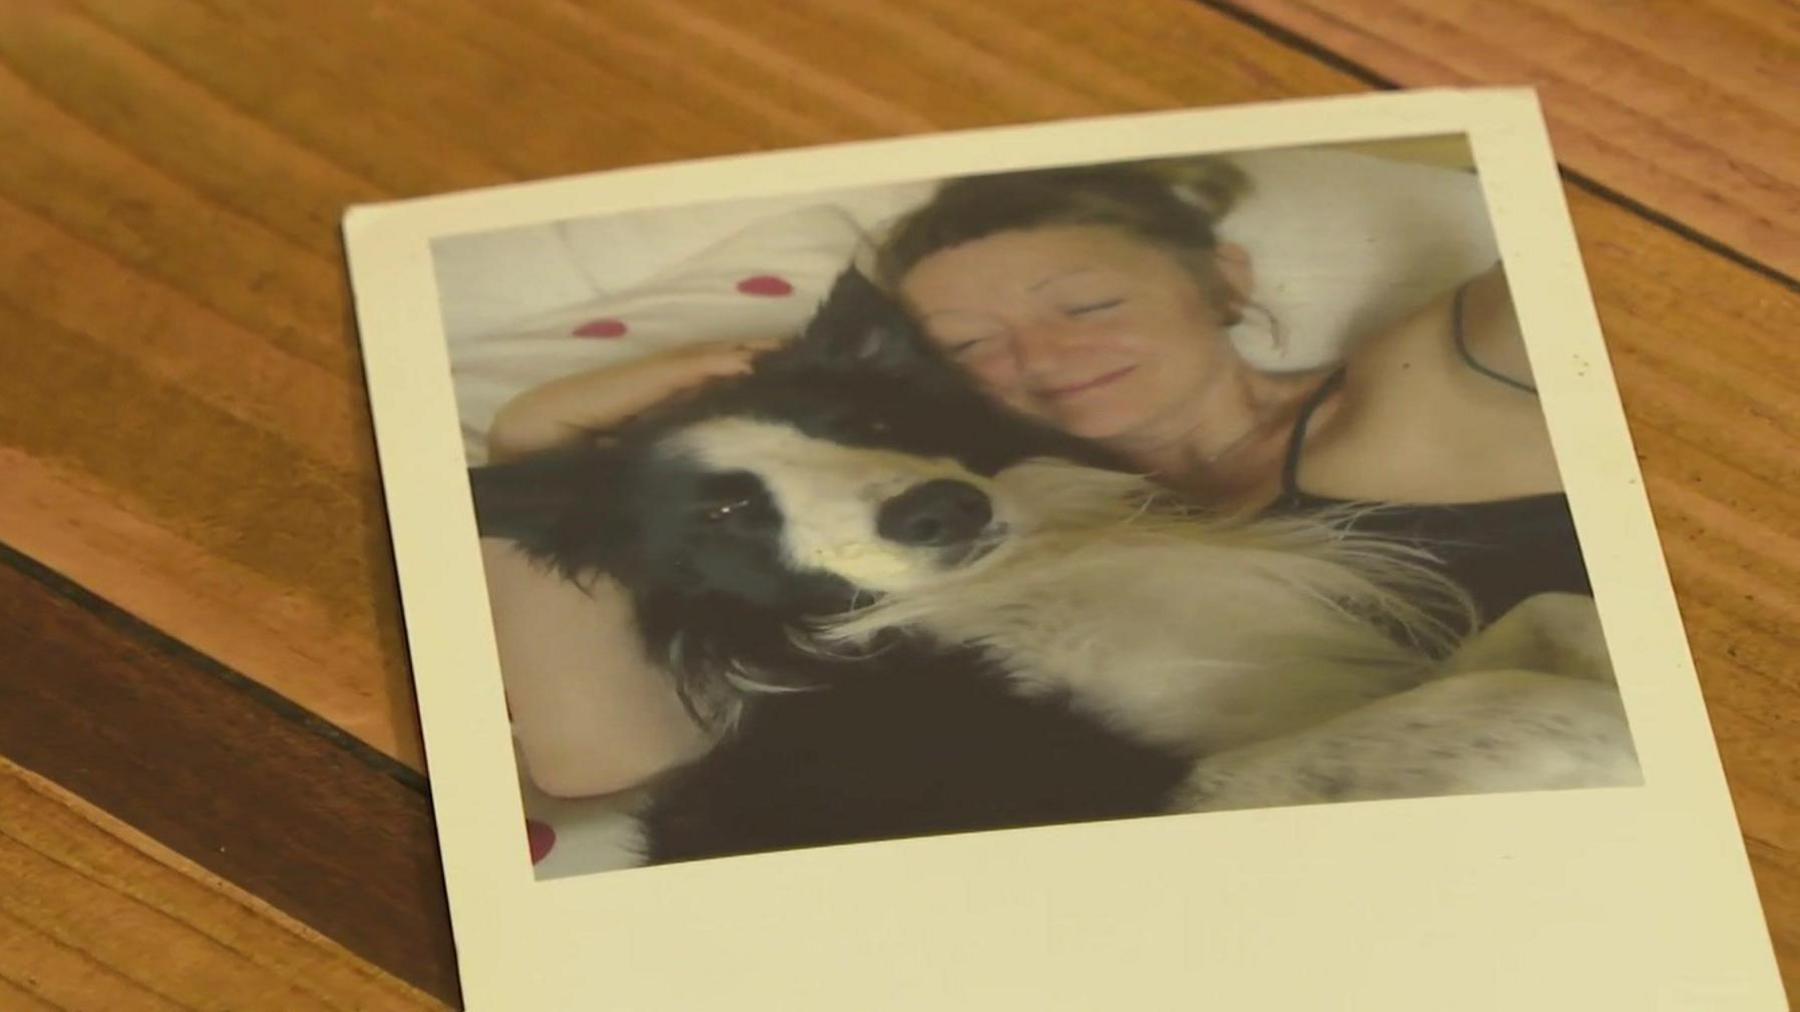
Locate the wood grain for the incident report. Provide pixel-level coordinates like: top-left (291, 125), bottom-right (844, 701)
top-left (0, 0), bottom-right (1792, 1004)
top-left (1227, 0), bottom-right (1800, 279)
top-left (0, 547), bottom-right (459, 1003)
top-left (0, 757), bottom-right (440, 1011)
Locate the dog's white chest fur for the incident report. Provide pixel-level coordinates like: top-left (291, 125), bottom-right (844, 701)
top-left (911, 541), bottom-right (1429, 754)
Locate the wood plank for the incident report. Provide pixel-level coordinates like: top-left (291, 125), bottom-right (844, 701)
top-left (0, 758), bottom-right (440, 1011)
top-left (0, 547), bottom-right (459, 1004)
top-left (0, 973), bottom-right (64, 1012)
top-left (0, 444), bottom-right (420, 768)
top-left (1228, 0), bottom-right (1800, 278)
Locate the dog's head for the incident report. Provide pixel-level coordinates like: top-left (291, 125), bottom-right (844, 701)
top-left (469, 269), bottom-right (1127, 720)
top-left (474, 269), bottom-right (1120, 589)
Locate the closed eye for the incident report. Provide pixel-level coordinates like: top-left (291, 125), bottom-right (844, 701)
top-left (1067, 298), bottom-right (1124, 316)
top-left (946, 336), bottom-right (995, 357)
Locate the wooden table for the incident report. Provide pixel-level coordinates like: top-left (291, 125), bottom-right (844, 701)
top-left (1, 2), bottom-right (1794, 1007)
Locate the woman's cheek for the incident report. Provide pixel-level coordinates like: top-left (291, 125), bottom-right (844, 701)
top-left (966, 361), bottom-right (1044, 419)
top-left (947, 349), bottom-right (1053, 422)
top-left (1005, 391), bottom-right (1053, 422)
top-left (1101, 325), bottom-right (1155, 361)
top-left (963, 351), bottom-right (1020, 393)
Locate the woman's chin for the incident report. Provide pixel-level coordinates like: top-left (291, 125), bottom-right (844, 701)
top-left (1047, 401), bottom-right (1148, 443)
top-left (1010, 385), bottom-right (1160, 444)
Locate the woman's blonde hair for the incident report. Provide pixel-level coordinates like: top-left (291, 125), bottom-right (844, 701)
top-left (875, 156), bottom-right (1252, 320)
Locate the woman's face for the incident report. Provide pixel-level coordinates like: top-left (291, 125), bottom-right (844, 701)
top-left (898, 225), bottom-right (1240, 444)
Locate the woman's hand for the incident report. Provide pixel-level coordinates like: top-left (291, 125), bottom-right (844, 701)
top-left (487, 338), bottom-right (785, 462)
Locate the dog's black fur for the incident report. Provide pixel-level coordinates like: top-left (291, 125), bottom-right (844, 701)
top-left (471, 271), bottom-right (1188, 865)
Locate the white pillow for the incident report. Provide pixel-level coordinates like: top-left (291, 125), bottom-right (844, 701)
top-left (433, 183), bottom-right (936, 355)
top-left (432, 225), bottom-right (608, 351)
top-left (1220, 148), bottom-right (1499, 368)
top-left (451, 203), bottom-right (873, 463)
top-left (556, 183), bottom-right (932, 296)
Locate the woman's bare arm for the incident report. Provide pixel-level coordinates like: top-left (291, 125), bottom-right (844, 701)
top-left (481, 338), bottom-right (783, 795)
top-left (487, 338), bottom-right (782, 461)
top-left (483, 538), bottom-right (714, 797)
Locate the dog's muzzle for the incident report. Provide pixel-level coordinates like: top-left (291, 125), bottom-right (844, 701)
top-left (876, 479), bottom-right (993, 551)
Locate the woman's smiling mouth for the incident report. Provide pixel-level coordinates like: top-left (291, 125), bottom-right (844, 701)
top-left (1043, 365), bottom-right (1136, 399)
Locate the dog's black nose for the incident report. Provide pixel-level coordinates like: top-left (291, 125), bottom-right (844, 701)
top-left (877, 479), bottom-right (993, 547)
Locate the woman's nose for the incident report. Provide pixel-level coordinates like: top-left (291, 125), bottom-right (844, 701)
top-left (1009, 318), bottom-right (1082, 377)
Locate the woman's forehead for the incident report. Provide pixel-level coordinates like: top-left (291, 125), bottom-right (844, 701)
top-left (902, 225), bottom-right (1170, 306)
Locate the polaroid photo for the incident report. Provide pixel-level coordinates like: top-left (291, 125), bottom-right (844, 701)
top-left (343, 89), bottom-right (1783, 1010)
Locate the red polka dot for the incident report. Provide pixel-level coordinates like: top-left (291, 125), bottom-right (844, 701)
top-left (573, 318), bottom-right (628, 338)
top-left (527, 819), bottom-right (557, 864)
top-left (736, 275), bottom-right (793, 297)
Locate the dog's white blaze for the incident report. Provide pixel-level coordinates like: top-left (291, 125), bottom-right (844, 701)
top-left (670, 417), bottom-right (1004, 592)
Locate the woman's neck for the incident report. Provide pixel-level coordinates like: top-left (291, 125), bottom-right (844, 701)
top-left (1109, 365), bottom-right (1340, 507)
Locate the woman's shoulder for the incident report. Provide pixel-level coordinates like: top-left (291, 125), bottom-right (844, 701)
top-left (1290, 265), bottom-right (1563, 504)
top-left (1346, 264), bottom-right (1533, 400)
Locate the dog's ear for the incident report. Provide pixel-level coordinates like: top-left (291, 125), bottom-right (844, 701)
top-left (768, 268), bottom-right (938, 375)
top-left (466, 441), bottom-right (614, 556)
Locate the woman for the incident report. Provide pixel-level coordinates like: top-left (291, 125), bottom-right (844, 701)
top-left (877, 161), bottom-right (1583, 619)
top-left (487, 157), bottom-right (1587, 798)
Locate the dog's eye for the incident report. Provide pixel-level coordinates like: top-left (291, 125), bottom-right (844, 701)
top-left (703, 498), bottom-right (754, 523)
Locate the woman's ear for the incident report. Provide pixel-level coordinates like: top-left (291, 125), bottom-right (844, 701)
top-left (1214, 242), bottom-right (1255, 314)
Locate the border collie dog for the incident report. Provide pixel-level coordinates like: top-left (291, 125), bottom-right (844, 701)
top-left (472, 270), bottom-right (1639, 866)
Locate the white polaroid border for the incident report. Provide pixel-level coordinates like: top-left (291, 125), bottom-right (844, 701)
top-left (344, 89), bottom-right (1783, 1010)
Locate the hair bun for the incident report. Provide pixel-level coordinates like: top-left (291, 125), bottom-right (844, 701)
top-left (1140, 158), bottom-right (1252, 220)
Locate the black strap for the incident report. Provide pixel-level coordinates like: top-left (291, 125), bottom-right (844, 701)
top-left (1279, 367), bottom-right (1347, 496)
top-left (1280, 280), bottom-right (1537, 497)
top-left (1453, 281), bottom-right (1538, 395)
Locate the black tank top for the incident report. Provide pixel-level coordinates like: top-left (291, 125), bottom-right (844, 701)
top-left (1262, 367), bottom-right (1592, 629)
